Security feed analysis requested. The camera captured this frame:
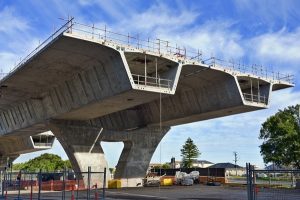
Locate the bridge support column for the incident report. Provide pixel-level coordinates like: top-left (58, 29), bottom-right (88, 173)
top-left (49, 122), bottom-right (109, 187)
top-left (101, 126), bottom-right (170, 187)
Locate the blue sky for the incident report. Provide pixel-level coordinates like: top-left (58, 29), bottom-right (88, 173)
top-left (0, 0), bottom-right (299, 168)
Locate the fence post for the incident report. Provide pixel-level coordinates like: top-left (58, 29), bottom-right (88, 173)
top-left (17, 171), bottom-right (21, 200)
top-left (103, 168), bottom-right (106, 200)
top-left (38, 169), bottom-right (42, 200)
top-left (87, 166), bottom-right (91, 200)
top-left (30, 174), bottom-right (33, 200)
top-left (62, 168), bottom-right (66, 200)
top-left (76, 173), bottom-right (79, 200)
top-left (0, 171), bottom-right (3, 197)
top-left (246, 163), bottom-right (251, 200)
top-left (2, 171), bottom-right (4, 198)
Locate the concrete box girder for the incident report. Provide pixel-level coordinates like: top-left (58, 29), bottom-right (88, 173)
top-left (0, 35), bottom-right (183, 137)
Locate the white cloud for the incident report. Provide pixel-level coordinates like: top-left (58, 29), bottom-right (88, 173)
top-left (176, 20), bottom-right (244, 59)
top-left (124, 3), bottom-right (199, 31)
top-left (233, 0), bottom-right (297, 26)
top-left (0, 38), bottom-right (40, 73)
top-left (0, 7), bottom-right (29, 33)
top-left (115, 4), bottom-right (243, 60)
top-left (0, 52), bottom-right (17, 72)
top-left (250, 28), bottom-right (300, 63)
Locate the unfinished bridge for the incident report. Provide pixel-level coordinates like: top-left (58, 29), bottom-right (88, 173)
top-left (0, 19), bottom-right (294, 187)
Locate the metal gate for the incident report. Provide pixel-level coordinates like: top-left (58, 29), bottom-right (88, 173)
top-left (246, 163), bottom-right (300, 200)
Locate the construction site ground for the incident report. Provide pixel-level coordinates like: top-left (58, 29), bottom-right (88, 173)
top-left (5, 184), bottom-right (247, 199)
top-left (106, 185), bottom-right (247, 199)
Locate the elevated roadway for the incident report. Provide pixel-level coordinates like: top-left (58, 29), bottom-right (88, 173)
top-left (0, 19), bottom-right (294, 186)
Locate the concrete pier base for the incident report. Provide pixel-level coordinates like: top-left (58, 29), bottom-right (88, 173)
top-left (49, 122), bottom-right (109, 187)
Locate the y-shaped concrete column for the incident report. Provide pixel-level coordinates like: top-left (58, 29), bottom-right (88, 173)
top-left (101, 126), bottom-right (170, 187)
top-left (48, 122), bottom-right (109, 187)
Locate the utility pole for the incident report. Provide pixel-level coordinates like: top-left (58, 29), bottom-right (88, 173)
top-left (233, 151), bottom-right (239, 176)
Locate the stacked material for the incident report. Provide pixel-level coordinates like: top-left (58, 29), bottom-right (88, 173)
top-left (175, 171), bottom-right (199, 186)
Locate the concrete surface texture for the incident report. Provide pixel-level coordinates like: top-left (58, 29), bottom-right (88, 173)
top-left (0, 20), bottom-right (294, 186)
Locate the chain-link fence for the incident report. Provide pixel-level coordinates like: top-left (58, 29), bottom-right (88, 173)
top-left (0, 167), bottom-right (106, 200)
top-left (246, 163), bottom-right (300, 200)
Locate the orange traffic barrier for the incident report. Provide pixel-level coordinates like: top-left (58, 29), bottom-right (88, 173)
top-left (71, 185), bottom-right (75, 200)
top-left (94, 183), bottom-right (98, 200)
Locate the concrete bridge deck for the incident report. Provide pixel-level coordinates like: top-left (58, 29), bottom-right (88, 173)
top-left (0, 18), bottom-right (294, 186)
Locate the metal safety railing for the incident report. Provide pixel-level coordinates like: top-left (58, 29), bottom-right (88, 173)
top-left (243, 93), bottom-right (267, 104)
top-left (69, 21), bottom-right (202, 61)
top-left (0, 17), bottom-right (294, 86)
top-left (205, 57), bottom-right (294, 84)
top-left (131, 74), bottom-right (172, 89)
top-left (33, 142), bottom-right (53, 147)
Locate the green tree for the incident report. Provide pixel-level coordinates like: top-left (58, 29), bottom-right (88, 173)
top-left (181, 137), bottom-right (200, 168)
top-left (152, 163), bottom-right (170, 170)
top-left (13, 153), bottom-right (73, 172)
top-left (161, 163), bottom-right (171, 169)
top-left (259, 104), bottom-right (300, 169)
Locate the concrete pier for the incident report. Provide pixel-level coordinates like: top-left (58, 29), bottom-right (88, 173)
top-left (48, 121), bottom-right (109, 186)
top-left (101, 126), bottom-right (170, 187)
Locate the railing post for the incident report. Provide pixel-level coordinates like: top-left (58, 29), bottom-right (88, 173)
top-left (92, 24), bottom-right (94, 39)
top-left (127, 33), bottom-right (130, 46)
top-left (137, 34), bottom-right (139, 49)
top-left (157, 39), bottom-right (160, 54)
top-left (104, 25), bottom-right (107, 42)
top-left (159, 78), bottom-right (161, 88)
top-left (69, 16), bottom-right (74, 34)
